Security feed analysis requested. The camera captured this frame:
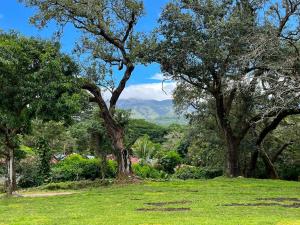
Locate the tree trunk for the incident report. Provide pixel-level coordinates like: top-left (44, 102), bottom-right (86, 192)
top-left (213, 85), bottom-right (240, 177)
top-left (247, 149), bottom-right (259, 177)
top-left (260, 148), bottom-right (279, 179)
top-left (225, 134), bottom-right (240, 177)
top-left (111, 129), bottom-right (132, 180)
top-left (101, 111), bottom-right (132, 179)
top-left (83, 82), bottom-right (133, 180)
top-left (6, 147), bottom-right (15, 195)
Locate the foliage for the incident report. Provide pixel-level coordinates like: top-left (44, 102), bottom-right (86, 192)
top-left (187, 140), bottom-right (224, 168)
top-left (278, 164), bottom-right (300, 181)
top-left (158, 151), bottom-right (182, 174)
top-left (154, 0), bottom-right (300, 177)
top-left (18, 157), bottom-right (43, 188)
top-left (264, 116), bottom-right (300, 181)
top-left (22, 120), bottom-right (76, 154)
top-left (106, 160), bottom-right (118, 178)
top-left (126, 119), bottom-right (168, 145)
top-left (132, 163), bottom-right (166, 179)
top-left (51, 154), bottom-right (101, 182)
top-left (0, 32), bottom-right (80, 193)
top-left (21, 0), bottom-right (152, 177)
top-left (39, 179), bottom-right (110, 191)
top-left (131, 135), bottom-right (161, 163)
top-left (35, 137), bottom-right (52, 180)
top-left (0, 32), bottom-right (80, 129)
top-left (173, 165), bottom-right (223, 180)
top-left (162, 129), bottom-right (185, 152)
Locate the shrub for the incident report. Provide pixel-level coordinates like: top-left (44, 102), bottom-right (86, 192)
top-left (39, 179), bottom-right (111, 190)
top-left (51, 154), bottom-right (101, 182)
top-left (132, 163), bottom-right (166, 179)
top-left (18, 157), bottom-right (44, 188)
top-left (0, 184), bottom-right (5, 193)
top-left (158, 151), bottom-right (182, 174)
top-left (173, 165), bottom-right (223, 180)
top-left (279, 164), bottom-right (300, 181)
top-left (106, 160), bottom-right (117, 178)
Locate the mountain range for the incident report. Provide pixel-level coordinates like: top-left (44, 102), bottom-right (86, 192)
top-left (117, 99), bottom-right (187, 125)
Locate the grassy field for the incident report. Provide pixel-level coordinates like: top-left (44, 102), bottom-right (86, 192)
top-left (0, 178), bottom-right (299, 225)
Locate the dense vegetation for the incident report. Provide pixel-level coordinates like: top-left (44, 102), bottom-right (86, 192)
top-left (0, 0), bottom-right (299, 200)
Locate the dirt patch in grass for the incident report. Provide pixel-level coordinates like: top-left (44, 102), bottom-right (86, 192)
top-left (21, 192), bottom-right (75, 198)
top-left (283, 203), bottom-right (300, 208)
top-left (223, 202), bottom-right (300, 208)
top-left (184, 190), bottom-right (199, 193)
top-left (138, 200), bottom-right (193, 212)
top-left (223, 196), bottom-right (300, 208)
top-left (256, 198), bottom-right (300, 202)
top-left (224, 203), bottom-right (282, 207)
top-left (136, 207), bottom-right (191, 212)
top-left (144, 200), bottom-right (192, 207)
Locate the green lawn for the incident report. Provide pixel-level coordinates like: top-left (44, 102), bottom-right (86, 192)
top-left (0, 178), bottom-right (299, 225)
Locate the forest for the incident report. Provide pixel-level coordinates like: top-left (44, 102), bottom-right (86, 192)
top-left (0, 0), bottom-right (299, 224)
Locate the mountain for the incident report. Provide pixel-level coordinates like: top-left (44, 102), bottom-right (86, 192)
top-left (117, 99), bottom-right (187, 125)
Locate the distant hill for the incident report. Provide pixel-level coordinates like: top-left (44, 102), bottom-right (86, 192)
top-left (117, 99), bottom-right (187, 125)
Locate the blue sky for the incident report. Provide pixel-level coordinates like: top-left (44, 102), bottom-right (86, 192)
top-left (0, 0), bottom-right (174, 100)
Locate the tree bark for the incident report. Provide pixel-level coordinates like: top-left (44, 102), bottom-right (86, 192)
top-left (247, 108), bottom-right (300, 177)
top-left (247, 149), bottom-right (259, 177)
top-left (260, 148), bottom-right (279, 179)
top-left (83, 67), bottom-right (134, 180)
top-left (6, 146), bottom-right (15, 195)
top-left (214, 85), bottom-right (240, 177)
top-left (224, 133), bottom-right (240, 177)
top-left (109, 128), bottom-right (132, 179)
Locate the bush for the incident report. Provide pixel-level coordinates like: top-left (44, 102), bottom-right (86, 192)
top-left (18, 157), bottom-right (44, 188)
top-left (0, 184), bottom-right (5, 193)
top-left (158, 151), bottom-right (182, 174)
top-left (132, 163), bottom-right (167, 179)
top-left (173, 165), bottom-right (223, 180)
top-left (106, 160), bottom-right (117, 178)
top-left (51, 154), bottom-right (101, 182)
top-left (279, 164), bottom-right (300, 181)
top-left (39, 179), bottom-right (111, 191)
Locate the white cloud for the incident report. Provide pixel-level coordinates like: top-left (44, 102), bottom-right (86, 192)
top-left (103, 82), bottom-right (176, 101)
top-left (121, 82), bottom-right (176, 100)
top-left (150, 73), bottom-right (165, 81)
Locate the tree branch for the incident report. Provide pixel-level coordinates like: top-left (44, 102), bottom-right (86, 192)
top-left (271, 141), bottom-right (293, 163)
top-left (256, 108), bottom-right (300, 146)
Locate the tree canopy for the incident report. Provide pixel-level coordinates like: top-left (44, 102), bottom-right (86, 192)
top-left (154, 0), bottom-right (300, 177)
top-left (0, 32), bottom-right (80, 194)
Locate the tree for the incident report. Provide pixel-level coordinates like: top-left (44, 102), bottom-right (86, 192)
top-left (126, 119), bottom-right (168, 145)
top-left (250, 115), bottom-right (300, 179)
top-left (154, 0), bottom-right (300, 177)
top-left (21, 0), bottom-right (149, 179)
top-left (0, 32), bottom-right (79, 194)
top-left (132, 135), bottom-right (161, 163)
top-left (22, 119), bottom-right (77, 155)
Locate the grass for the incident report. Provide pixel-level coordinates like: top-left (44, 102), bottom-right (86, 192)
top-left (0, 178), bottom-right (299, 225)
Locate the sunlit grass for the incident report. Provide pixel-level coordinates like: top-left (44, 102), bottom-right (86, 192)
top-left (0, 178), bottom-right (299, 225)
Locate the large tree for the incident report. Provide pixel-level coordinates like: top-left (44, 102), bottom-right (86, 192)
top-left (21, 0), bottom-right (148, 179)
top-left (155, 0), bottom-right (300, 177)
top-left (0, 32), bottom-right (79, 194)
